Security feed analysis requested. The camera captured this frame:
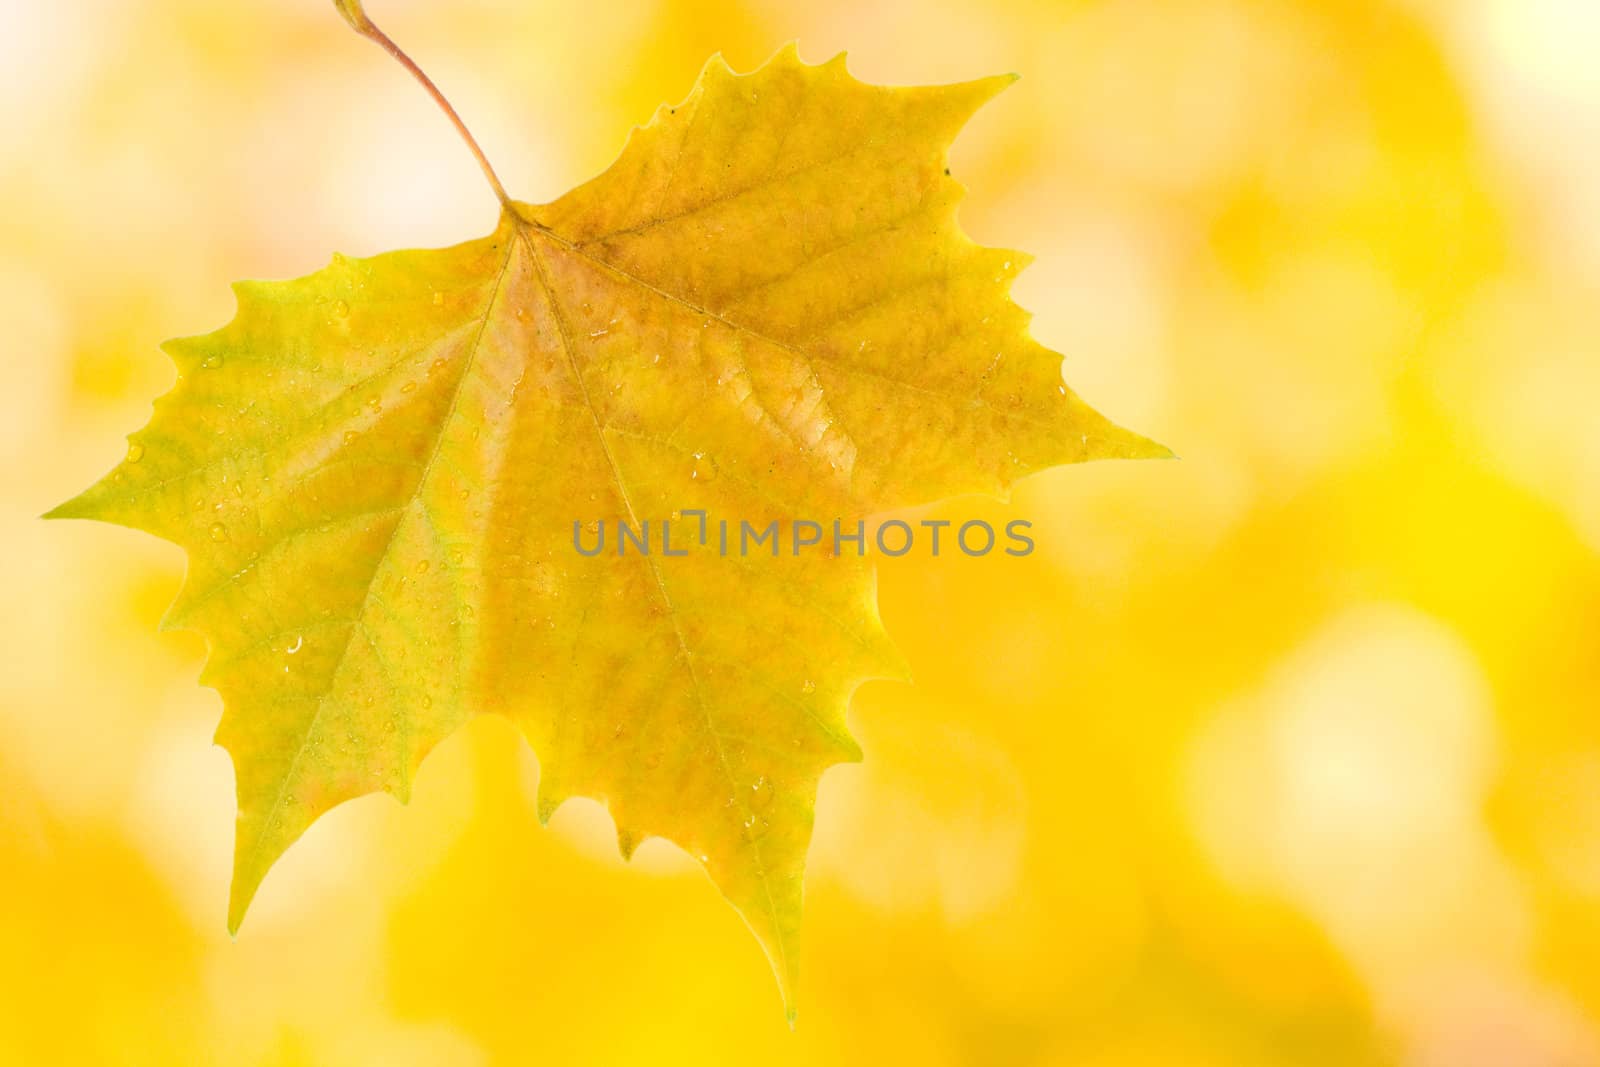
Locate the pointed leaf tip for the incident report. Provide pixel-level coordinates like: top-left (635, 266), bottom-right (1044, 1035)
top-left (226, 884), bottom-right (251, 937)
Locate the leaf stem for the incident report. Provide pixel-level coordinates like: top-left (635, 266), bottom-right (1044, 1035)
top-left (334, 0), bottom-right (512, 209)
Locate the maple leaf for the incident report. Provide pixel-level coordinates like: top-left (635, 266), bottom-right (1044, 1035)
top-left (49, 0), bottom-right (1166, 1015)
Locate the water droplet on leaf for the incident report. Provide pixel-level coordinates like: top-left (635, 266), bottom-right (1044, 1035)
top-left (690, 452), bottom-right (717, 482)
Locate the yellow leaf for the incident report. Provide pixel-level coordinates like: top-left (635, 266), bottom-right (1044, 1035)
top-left (50, 27), bottom-right (1164, 1015)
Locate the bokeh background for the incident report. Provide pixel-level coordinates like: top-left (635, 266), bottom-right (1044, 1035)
top-left (3, 0), bottom-right (1598, 1063)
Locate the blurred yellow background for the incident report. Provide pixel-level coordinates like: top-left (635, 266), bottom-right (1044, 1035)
top-left (4, 0), bottom-right (1599, 1063)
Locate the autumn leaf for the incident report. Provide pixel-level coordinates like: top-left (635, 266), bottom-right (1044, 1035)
top-left (49, 0), bottom-right (1166, 1016)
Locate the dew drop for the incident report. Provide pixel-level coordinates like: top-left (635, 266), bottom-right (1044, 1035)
top-left (421, 694), bottom-right (434, 709)
top-left (415, 560), bottom-right (431, 575)
top-left (366, 397), bottom-right (382, 413)
top-left (208, 523), bottom-right (228, 542)
top-left (286, 635), bottom-right (303, 655)
top-left (801, 679), bottom-right (816, 695)
top-left (343, 430), bottom-right (359, 445)
top-left (432, 290), bottom-right (445, 306)
top-left (201, 354), bottom-right (223, 369)
top-left (690, 452), bottom-right (718, 482)
top-left (333, 299), bottom-right (350, 318)
top-left (125, 442), bottom-right (145, 463)
top-left (401, 381), bottom-right (416, 394)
